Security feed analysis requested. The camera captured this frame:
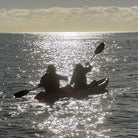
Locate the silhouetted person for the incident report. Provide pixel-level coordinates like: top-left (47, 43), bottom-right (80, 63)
top-left (38, 64), bottom-right (68, 93)
top-left (70, 63), bottom-right (93, 89)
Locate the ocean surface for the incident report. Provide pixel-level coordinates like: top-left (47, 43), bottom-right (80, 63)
top-left (0, 32), bottom-right (138, 138)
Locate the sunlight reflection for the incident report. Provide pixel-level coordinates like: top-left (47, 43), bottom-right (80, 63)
top-left (1, 32), bottom-right (132, 138)
top-left (12, 32), bottom-right (113, 137)
top-left (17, 104), bottom-right (26, 112)
top-left (34, 95), bottom-right (111, 137)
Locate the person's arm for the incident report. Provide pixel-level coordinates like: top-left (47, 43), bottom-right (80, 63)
top-left (84, 64), bottom-right (92, 73)
top-left (58, 74), bottom-right (68, 81)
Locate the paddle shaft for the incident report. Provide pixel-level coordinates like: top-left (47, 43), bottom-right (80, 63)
top-left (28, 86), bottom-right (39, 92)
top-left (89, 54), bottom-right (96, 63)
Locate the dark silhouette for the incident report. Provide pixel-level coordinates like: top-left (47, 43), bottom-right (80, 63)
top-left (70, 63), bottom-right (94, 89)
top-left (38, 64), bottom-right (68, 93)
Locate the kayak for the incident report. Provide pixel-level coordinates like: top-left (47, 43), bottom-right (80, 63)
top-left (34, 78), bottom-right (109, 102)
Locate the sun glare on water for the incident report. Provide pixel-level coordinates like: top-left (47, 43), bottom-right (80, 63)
top-left (10, 32), bottom-right (114, 137)
top-left (32, 94), bottom-right (111, 137)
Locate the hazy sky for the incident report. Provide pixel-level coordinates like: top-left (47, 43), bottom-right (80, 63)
top-left (0, 0), bottom-right (138, 32)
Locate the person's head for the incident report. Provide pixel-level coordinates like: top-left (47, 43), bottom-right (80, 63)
top-left (47, 64), bottom-right (56, 73)
top-left (74, 64), bottom-right (83, 72)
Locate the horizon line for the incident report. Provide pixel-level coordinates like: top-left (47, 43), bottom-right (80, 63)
top-left (0, 31), bottom-right (138, 34)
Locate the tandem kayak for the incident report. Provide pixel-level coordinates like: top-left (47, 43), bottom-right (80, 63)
top-left (34, 78), bottom-right (109, 102)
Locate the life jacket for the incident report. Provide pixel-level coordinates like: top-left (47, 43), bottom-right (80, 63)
top-left (40, 72), bottom-right (60, 92)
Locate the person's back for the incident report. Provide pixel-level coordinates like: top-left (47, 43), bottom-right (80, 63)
top-left (71, 68), bottom-right (86, 89)
top-left (42, 72), bottom-right (59, 92)
top-left (39, 64), bottom-right (68, 93)
top-left (70, 64), bottom-right (92, 89)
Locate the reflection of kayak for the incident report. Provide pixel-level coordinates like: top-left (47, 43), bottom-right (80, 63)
top-left (34, 78), bottom-right (109, 102)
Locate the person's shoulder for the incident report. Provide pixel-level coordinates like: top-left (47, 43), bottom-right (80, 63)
top-left (42, 73), bottom-right (48, 77)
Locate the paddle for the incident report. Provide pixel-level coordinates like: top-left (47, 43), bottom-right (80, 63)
top-left (14, 86), bottom-right (39, 98)
top-left (86, 42), bottom-right (105, 65)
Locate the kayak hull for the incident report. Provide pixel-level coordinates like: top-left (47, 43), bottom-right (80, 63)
top-left (34, 78), bottom-right (109, 102)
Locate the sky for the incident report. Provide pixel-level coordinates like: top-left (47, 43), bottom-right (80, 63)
top-left (0, 0), bottom-right (138, 32)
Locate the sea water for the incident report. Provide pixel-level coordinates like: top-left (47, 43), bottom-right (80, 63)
top-left (0, 32), bottom-right (138, 138)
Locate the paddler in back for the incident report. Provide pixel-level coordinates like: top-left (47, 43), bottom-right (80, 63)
top-left (38, 64), bottom-right (68, 93)
top-left (70, 63), bottom-right (97, 89)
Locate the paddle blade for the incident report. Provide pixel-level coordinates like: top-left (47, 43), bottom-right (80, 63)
top-left (14, 90), bottom-right (29, 98)
top-left (95, 42), bottom-right (105, 55)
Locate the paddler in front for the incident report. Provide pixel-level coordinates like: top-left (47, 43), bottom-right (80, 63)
top-left (70, 63), bottom-right (98, 89)
top-left (38, 64), bottom-right (68, 93)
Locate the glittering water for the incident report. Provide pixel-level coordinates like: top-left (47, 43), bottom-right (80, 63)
top-left (0, 32), bottom-right (138, 138)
